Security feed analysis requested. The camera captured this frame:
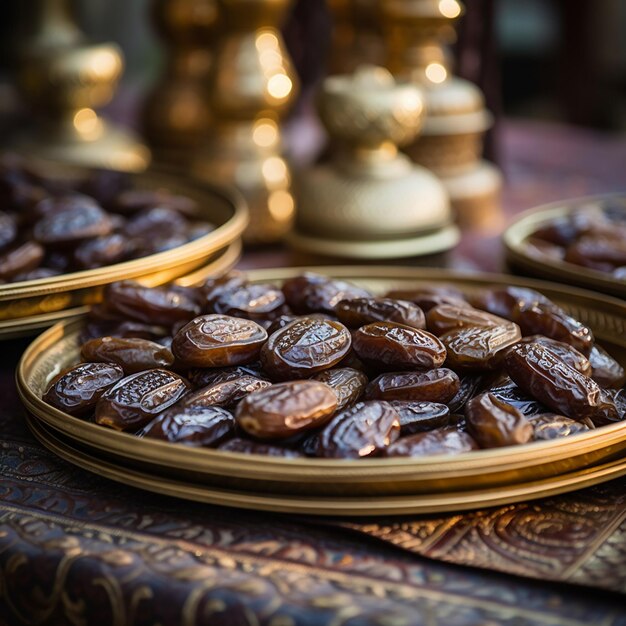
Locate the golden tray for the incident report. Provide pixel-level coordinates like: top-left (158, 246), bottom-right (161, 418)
top-left (16, 267), bottom-right (626, 515)
top-left (0, 170), bottom-right (248, 323)
top-left (0, 239), bottom-right (242, 341)
top-left (504, 194), bottom-right (626, 299)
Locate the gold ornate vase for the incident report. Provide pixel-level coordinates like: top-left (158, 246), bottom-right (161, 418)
top-left (14, 0), bottom-right (149, 172)
top-left (143, 0), bottom-right (219, 163)
top-left (383, 0), bottom-right (502, 230)
top-left (289, 65), bottom-right (458, 259)
top-left (191, 0), bottom-right (299, 244)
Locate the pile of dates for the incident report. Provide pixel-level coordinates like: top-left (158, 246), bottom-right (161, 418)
top-left (0, 154), bottom-right (213, 283)
top-left (42, 271), bottom-right (626, 459)
top-left (524, 203), bottom-right (626, 280)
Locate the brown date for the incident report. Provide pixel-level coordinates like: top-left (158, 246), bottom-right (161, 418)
top-left (181, 375), bottom-right (271, 408)
top-left (74, 233), bottom-right (130, 269)
top-left (564, 236), bottom-right (626, 270)
top-left (514, 335), bottom-right (592, 376)
top-left (123, 206), bottom-right (188, 240)
top-left (95, 368), bottom-right (191, 431)
top-left (335, 297), bottom-right (425, 330)
top-left (352, 322), bottom-right (446, 370)
top-left (385, 287), bottom-right (467, 312)
top-left (385, 428), bottom-right (478, 457)
top-left (81, 336), bottom-right (175, 374)
top-left (29, 193), bottom-right (98, 222)
top-left (505, 342), bottom-right (601, 421)
top-left (589, 388), bottom-right (626, 426)
top-left (523, 238), bottom-right (566, 262)
top-left (312, 367), bottom-right (368, 411)
top-left (33, 204), bottom-right (112, 245)
top-left (528, 413), bottom-right (591, 441)
top-left (260, 318), bottom-right (351, 380)
top-left (172, 314), bottom-right (267, 368)
top-left (447, 374), bottom-right (483, 413)
top-left (43, 362), bottom-right (124, 417)
top-left (487, 376), bottom-right (548, 416)
top-left (465, 392), bottom-right (533, 448)
top-left (390, 401), bottom-right (450, 435)
top-left (469, 286), bottom-right (550, 320)
top-left (425, 304), bottom-right (507, 336)
top-left (236, 380), bottom-right (337, 440)
top-left (106, 281), bottom-right (201, 326)
top-left (140, 405), bottom-right (235, 447)
top-left (0, 241), bottom-right (44, 280)
top-left (218, 437), bottom-right (301, 457)
top-left (366, 368), bottom-right (460, 404)
top-left (441, 323), bottom-right (521, 371)
top-left (316, 401), bottom-right (400, 459)
top-left (266, 313), bottom-right (336, 336)
top-left (589, 344), bottom-right (626, 388)
top-left (282, 273), bottom-right (371, 314)
top-left (209, 282), bottom-right (288, 323)
top-left (512, 301), bottom-right (593, 356)
top-left (187, 364), bottom-right (267, 388)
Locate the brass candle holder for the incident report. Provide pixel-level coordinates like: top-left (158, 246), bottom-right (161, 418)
top-left (383, 0), bottom-right (502, 230)
top-left (191, 0), bottom-right (299, 244)
top-left (289, 65), bottom-right (458, 259)
top-left (14, 0), bottom-right (149, 172)
top-left (143, 0), bottom-right (219, 162)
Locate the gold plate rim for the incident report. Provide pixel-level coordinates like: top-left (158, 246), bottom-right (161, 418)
top-left (26, 414), bottom-right (626, 516)
top-left (503, 193), bottom-right (626, 298)
top-left (0, 174), bottom-right (248, 302)
top-left (16, 266), bottom-right (626, 492)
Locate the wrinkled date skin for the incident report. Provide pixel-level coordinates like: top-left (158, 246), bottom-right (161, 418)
top-left (172, 314), bottom-right (267, 368)
top-left (316, 401), bottom-right (400, 459)
top-left (366, 368), bottom-right (460, 404)
top-left (95, 368), bottom-right (191, 431)
top-left (589, 344), bottom-right (626, 388)
top-left (385, 428), bottom-right (478, 457)
top-left (441, 323), bottom-right (521, 371)
top-left (181, 375), bottom-right (272, 408)
top-left (312, 367), bottom-right (368, 411)
top-left (218, 437), bottom-right (302, 457)
top-left (353, 322), bottom-right (446, 370)
top-left (81, 336), bottom-right (175, 374)
top-left (0, 241), bottom-right (44, 280)
top-left (447, 375), bottom-right (483, 413)
top-left (514, 335), bottom-right (592, 376)
top-left (43, 362), bottom-right (124, 417)
top-left (487, 376), bottom-right (548, 417)
top-left (505, 343), bottom-right (601, 421)
top-left (74, 233), bottom-right (130, 269)
top-left (465, 392), bottom-right (533, 448)
top-left (236, 381), bottom-right (337, 440)
top-left (589, 389), bottom-right (626, 426)
top-left (390, 401), bottom-right (450, 435)
top-left (261, 318), bottom-right (351, 380)
top-left (469, 286), bottom-right (550, 320)
top-left (282, 273), bottom-right (371, 314)
top-left (106, 281), bottom-right (201, 327)
top-left (512, 301), bottom-right (594, 356)
top-left (209, 282), bottom-right (289, 323)
top-left (187, 364), bottom-right (266, 388)
top-left (425, 304), bottom-right (507, 336)
top-left (528, 413), bottom-right (591, 441)
top-left (335, 297), bottom-right (425, 330)
top-left (384, 287), bottom-right (467, 313)
top-left (33, 204), bottom-right (112, 246)
top-left (141, 405), bottom-right (235, 447)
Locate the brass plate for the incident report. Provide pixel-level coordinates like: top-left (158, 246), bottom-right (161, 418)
top-left (26, 415), bottom-right (626, 516)
top-left (0, 239), bottom-right (242, 340)
top-left (17, 267), bottom-right (626, 505)
top-left (504, 194), bottom-right (626, 299)
top-left (0, 171), bottom-right (248, 321)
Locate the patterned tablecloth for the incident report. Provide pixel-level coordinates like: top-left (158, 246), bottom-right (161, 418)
top-left (2, 121), bottom-right (626, 626)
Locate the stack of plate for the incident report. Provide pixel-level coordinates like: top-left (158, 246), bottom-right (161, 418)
top-left (17, 267), bottom-right (626, 516)
top-left (0, 170), bottom-right (248, 340)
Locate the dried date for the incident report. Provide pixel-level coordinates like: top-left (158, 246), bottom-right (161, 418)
top-left (353, 322), bottom-right (446, 370)
top-left (312, 367), bottom-right (368, 411)
top-left (282, 273), bottom-right (370, 314)
top-left (172, 314), bottom-right (267, 368)
top-left (366, 368), bottom-right (460, 404)
top-left (528, 413), bottom-right (591, 441)
top-left (236, 381), bottom-right (337, 439)
top-left (95, 368), bottom-right (191, 431)
top-left (390, 401), bottom-right (450, 435)
top-left (218, 437), bottom-right (301, 457)
top-left (33, 204), bottom-right (112, 245)
top-left (181, 375), bottom-right (271, 408)
top-left (465, 392), bottom-right (533, 448)
top-left (385, 428), bottom-right (478, 457)
top-left (514, 335), bottom-right (592, 375)
top-left (589, 344), bottom-right (626, 388)
top-left (0, 241), bottom-right (44, 280)
top-left (335, 297), bottom-right (425, 330)
top-left (316, 401), bottom-right (400, 459)
top-left (260, 318), bottom-right (351, 380)
top-left (425, 304), bottom-right (507, 336)
top-left (80, 336), bottom-right (175, 374)
top-left (43, 362), bottom-right (124, 417)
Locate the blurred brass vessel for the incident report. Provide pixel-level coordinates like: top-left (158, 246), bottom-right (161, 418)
top-left (143, 0), bottom-right (219, 162)
top-left (290, 66), bottom-right (457, 258)
top-left (383, 0), bottom-right (502, 229)
top-left (14, 0), bottom-right (149, 172)
top-left (192, 0), bottom-right (299, 243)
